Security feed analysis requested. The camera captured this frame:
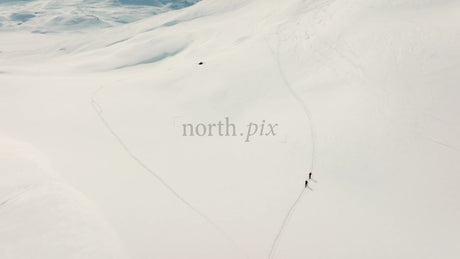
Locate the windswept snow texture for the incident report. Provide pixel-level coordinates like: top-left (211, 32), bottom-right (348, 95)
top-left (1, 0), bottom-right (460, 258)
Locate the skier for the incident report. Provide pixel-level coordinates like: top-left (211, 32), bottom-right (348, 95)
top-left (305, 180), bottom-right (308, 188)
top-left (309, 172), bottom-right (312, 180)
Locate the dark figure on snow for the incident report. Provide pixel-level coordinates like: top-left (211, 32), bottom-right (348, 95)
top-left (305, 180), bottom-right (308, 188)
top-left (309, 172), bottom-right (312, 180)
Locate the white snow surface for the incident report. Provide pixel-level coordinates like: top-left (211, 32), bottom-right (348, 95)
top-left (1, 0), bottom-right (460, 258)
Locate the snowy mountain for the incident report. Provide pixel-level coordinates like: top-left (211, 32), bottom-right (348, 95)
top-left (0, 0), bottom-right (201, 31)
top-left (1, 0), bottom-right (459, 258)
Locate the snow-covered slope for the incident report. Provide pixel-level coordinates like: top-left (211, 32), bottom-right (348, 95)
top-left (0, 135), bottom-right (127, 258)
top-left (1, 0), bottom-right (459, 258)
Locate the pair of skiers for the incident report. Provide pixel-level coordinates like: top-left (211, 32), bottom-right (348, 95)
top-left (305, 172), bottom-right (312, 188)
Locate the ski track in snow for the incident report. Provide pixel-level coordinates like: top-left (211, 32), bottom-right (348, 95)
top-left (267, 188), bottom-right (306, 259)
top-left (0, 185), bottom-right (39, 211)
top-left (265, 21), bottom-right (317, 259)
top-left (266, 27), bottom-right (316, 173)
top-left (90, 86), bottom-right (247, 259)
top-left (424, 136), bottom-right (460, 154)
